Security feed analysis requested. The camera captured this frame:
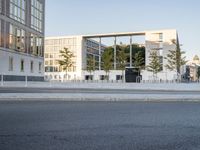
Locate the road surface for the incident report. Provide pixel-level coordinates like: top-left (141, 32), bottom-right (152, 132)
top-left (0, 101), bottom-right (200, 150)
top-left (0, 87), bottom-right (200, 95)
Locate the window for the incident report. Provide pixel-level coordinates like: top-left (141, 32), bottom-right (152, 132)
top-left (10, 0), bottom-right (25, 24)
top-left (31, 0), bottom-right (43, 32)
top-left (20, 59), bottom-right (24, 72)
top-left (100, 75), bottom-right (108, 80)
top-left (159, 33), bottom-right (163, 42)
top-left (116, 75), bottom-right (122, 80)
top-left (45, 61), bottom-right (48, 65)
top-left (39, 62), bottom-right (42, 73)
top-left (50, 60), bottom-right (53, 65)
top-left (85, 75), bottom-right (93, 80)
top-left (8, 57), bottom-right (13, 71)
top-left (30, 61), bottom-right (34, 73)
top-left (30, 33), bottom-right (43, 56)
top-left (9, 24), bottom-right (25, 52)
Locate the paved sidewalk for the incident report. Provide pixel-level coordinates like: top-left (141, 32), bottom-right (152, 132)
top-left (1, 82), bottom-right (200, 101)
top-left (1, 81), bottom-right (200, 91)
top-left (1, 92), bottom-right (200, 102)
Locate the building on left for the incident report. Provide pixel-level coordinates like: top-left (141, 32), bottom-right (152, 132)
top-left (0, 0), bottom-right (45, 81)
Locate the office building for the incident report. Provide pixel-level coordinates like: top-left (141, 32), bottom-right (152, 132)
top-left (45, 29), bottom-right (180, 81)
top-left (45, 36), bottom-right (107, 81)
top-left (0, 0), bottom-right (45, 81)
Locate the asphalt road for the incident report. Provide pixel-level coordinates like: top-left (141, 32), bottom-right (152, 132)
top-left (0, 101), bottom-right (200, 150)
top-left (0, 87), bottom-right (200, 95)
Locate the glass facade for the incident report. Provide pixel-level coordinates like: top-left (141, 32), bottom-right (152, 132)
top-left (30, 33), bottom-right (43, 56)
top-left (9, 24), bottom-right (25, 52)
top-left (10, 0), bottom-right (25, 24)
top-left (31, 0), bottom-right (43, 32)
top-left (0, 0), bottom-right (45, 80)
top-left (0, 0), bottom-right (45, 56)
top-left (86, 40), bottom-right (105, 70)
top-left (45, 38), bottom-right (77, 73)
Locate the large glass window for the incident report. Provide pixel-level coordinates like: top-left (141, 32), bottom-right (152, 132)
top-left (30, 61), bottom-right (34, 73)
top-left (31, 0), bottom-right (43, 32)
top-left (39, 62), bottom-right (42, 73)
top-left (20, 59), bottom-right (24, 72)
top-left (10, 0), bottom-right (25, 24)
top-left (30, 33), bottom-right (43, 56)
top-left (9, 24), bottom-right (25, 52)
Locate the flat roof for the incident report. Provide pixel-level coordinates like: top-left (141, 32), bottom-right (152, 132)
top-left (45, 29), bottom-right (177, 39)
top-left (83, 31), bottom-right (146, 38)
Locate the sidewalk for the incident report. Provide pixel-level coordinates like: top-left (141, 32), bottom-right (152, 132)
top-left (1, 93), bottom-right (200, 101)
top-left (1, 82), bottom-right (200, 101)
top-left (1, 81), bottom-right (200, 91)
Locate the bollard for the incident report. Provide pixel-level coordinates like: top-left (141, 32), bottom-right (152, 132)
top-left (1, 74), bottom-right (3, 86)
top-left (25, 76), bottom-right (28, 87)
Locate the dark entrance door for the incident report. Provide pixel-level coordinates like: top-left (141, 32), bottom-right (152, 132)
top-left (125, 67), bottom-right (142, 83)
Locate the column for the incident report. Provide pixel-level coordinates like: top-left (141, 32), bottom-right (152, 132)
top-left (114, 37), bottom-right (117, 70)
top-left (130, 36), bottom-right (132, 67)
top-left (99, 37), bottom-right (101, 70)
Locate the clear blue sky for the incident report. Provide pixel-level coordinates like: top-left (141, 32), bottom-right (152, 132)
top-left (45, 0), bottom-right (200, 60)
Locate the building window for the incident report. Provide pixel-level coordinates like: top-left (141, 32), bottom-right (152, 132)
top-left (39, 62), bottom-right (42, 73)
top-left (100, 75), bottom-right (108, 80)
top-left (8, 56), bottom-right (13, 71)
top-left (85, 75), bottom-right (93, 80)
top-left (30, 61), bottom-right (34, 73)
top-left (30, 34), bottom-right (43, 56)
top-left (9, 24), bottom-right (25, 52)
top-left (31, 0), bottom-right (43, 32)
top-left (20, 59), bottom-right (24, 72)
top-left (116, 75), bottom-right (122, 80)
top-left (159, 33), bottom-right (163, 42)
top-left (10, 0), bottom-right (25, 24)
top-left (44, 53), bottom-right (49, 58)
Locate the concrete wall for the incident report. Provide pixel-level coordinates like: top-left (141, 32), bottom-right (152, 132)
top-left (141, 70), bottom-right (177, 81)
top-left (82, 70), bottom-right (124, 81)
top-left (0, 49), bottom-right (44, 77)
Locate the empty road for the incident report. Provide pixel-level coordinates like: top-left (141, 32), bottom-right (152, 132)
top-left (0, 101), bottom-right (200, 150)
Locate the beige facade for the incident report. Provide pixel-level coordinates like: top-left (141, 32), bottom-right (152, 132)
top-left (45, 29), bottom-right (180, 81)
top-left (187, 55), bottom-right (200, 81)
top-left (44, 36), bottom-right (106, 81)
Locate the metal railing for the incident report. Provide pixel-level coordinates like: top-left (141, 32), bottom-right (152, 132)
top-left (1, 74), bottom-right (199, 88)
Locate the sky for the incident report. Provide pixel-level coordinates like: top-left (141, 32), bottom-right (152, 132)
top-left (45, 0), bottom-right (200, 60)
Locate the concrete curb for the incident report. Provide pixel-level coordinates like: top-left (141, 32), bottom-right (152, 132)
top-left (1, 93), bottom-right (200, 102)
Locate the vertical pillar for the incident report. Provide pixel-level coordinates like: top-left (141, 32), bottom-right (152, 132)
top-left (114, 37), bottom-right (117, 70)
top-left (99, 37), bottom-right (101, 70)
top-left (130, 36), bottom-right (132, 67)
top-left (25, 76), bottom-right (28, 87)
